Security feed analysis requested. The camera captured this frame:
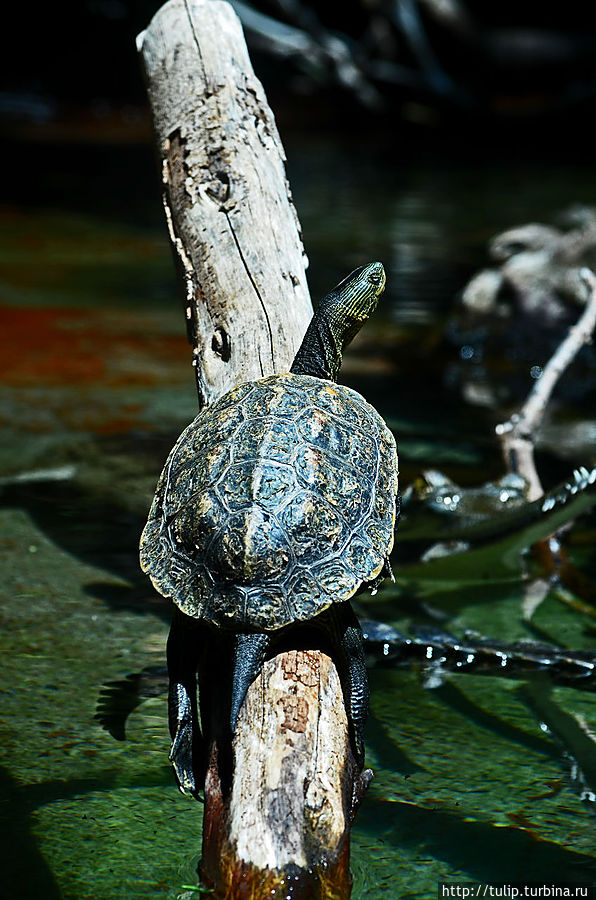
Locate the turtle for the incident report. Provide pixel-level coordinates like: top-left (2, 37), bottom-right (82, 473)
top-left (140, 261), bottom-right (399, 797)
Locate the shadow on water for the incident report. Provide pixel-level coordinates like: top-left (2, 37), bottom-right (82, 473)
top-left (431, 682), bottom-right (559, 760)
top-left (0, 432), bottom-right (177, 620)
top-left (0, 478), bottom-right (155, 612)
top-left (358, 796), bottom-right (596, 882)
top-left (366, 707), bottom-right (427, 778)
top-left (0, 767), bottom-right (62, 900)
top-left (0, 763), bottom-right (177, 900)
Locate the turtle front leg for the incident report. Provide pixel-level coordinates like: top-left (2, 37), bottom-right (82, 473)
top-left (167, 607), bottom-right (204, 799)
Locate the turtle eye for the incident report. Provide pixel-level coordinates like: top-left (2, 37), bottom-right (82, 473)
top-left (369, 273), bottom-right (381, 285)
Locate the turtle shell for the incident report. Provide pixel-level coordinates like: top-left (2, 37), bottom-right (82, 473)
top-left (140, 373), bottom-right (398, 630)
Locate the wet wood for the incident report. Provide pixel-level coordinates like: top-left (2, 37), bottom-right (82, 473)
top-left (201, 650), bottom-right (371, 899)
top-left (138, 2), bottom-right (368, 896)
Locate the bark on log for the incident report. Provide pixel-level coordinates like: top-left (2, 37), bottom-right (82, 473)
top-left (137, 2), bottom-right (369, 896)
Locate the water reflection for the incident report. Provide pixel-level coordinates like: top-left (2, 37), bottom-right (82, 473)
top-left (1, 132), bottom-right (595, 897)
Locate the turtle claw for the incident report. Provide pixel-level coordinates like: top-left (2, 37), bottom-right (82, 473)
top-left (369, 556), bottom-right (395, 595)
top-left (230, 632), bottom-right (271, 732)
top-left (384, 555), bottom-right (395, 583)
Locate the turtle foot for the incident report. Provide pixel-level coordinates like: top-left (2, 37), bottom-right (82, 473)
top-left (337, 615), bottom-right (370, 768)
top-left (230, 632), bottom-right (271, 732)
top-left (168, 681), bottom-right (204, 801)
top-left (167, 608), bottom-right (205, 800)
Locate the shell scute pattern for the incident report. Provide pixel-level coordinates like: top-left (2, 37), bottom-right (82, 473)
top-left (140, 372), bottom-right (398, 630)
top-left (366, 519), bottom-right (394, 551)
top-left (312, 382), bottom-right (365, 425)
top-left (344, 538), bottom-right (384, 580)
top-left (210, 508), bottom-right (291, 585)
top-left (293, 445), bottom-right (365, 519)
top-left (233, 418), bottom-right (297, 463)
top-left (279, 489), bottom-right (345, 558)
top-left (201, 582), bottom-right (244, 623)
top-left (168, 445), bottom-right (229, 510)
top-left (313, 560), bottom-right (360, 599)
top-left (294, 408), bottom-right (352, 459)
top-left (166, 565), bottom-right (207, 621)
top-left (216, 463), bottom-right (253, 510)
top-left (200, 443), bottom-right (230, 486)
top-left (373, 487), bottom-right (390, 521)
top-left (235, 376), bottom-right (296, 420)
top-left (210, 379), bottom-right (255, 414)
top-left (348, 433), bottom-right (379, 474)
top-left (185, 405), bottom-right (245, 467)
top-left (170, 489), bottom-right (220, 556)
top-left (216, 461), bottom-right (298, 513)
top-left (245, 587), bottom-right (289, 629)
top-left (286, 572), bottom-right (325, 621)
top-left (252, 463), bottom-right (298, 511)
top-left (255, 375), bottom-right (306, 417)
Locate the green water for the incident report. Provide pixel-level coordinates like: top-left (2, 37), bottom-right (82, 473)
top-left (1, 132), bottom-right (595, 899)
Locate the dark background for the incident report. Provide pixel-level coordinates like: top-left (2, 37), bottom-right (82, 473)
top-left (3, 0), bottom-right (596, 153)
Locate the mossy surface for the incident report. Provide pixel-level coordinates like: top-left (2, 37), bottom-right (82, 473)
top-left (1, 136), bottom-right (595, 899)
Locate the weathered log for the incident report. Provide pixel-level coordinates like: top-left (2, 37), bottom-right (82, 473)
top-left (137, 0), bottom-right (311, 406)
top-left (200, 649), bottom-right (371, 898)
top-left (137, 2), bottom-right (369, 896)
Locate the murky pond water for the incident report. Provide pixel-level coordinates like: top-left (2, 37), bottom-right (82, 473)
top-left (1, 131), bottom-right (595, 899)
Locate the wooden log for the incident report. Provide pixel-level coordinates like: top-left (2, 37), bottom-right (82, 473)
top-left (137, 0), bottom-right (311, 407)
top-left (137, 2), bottom-right (371, 896)
top-left (200, 650), bottom-right (372, 899)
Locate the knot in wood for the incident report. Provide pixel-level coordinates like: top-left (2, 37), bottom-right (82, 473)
top-left (204, 169), bottom-right (231, 208)
top-left (211, 326), bottom-right (231, 361)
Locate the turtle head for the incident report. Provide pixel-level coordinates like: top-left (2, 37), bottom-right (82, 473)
top-left (290, 262), bottom-right (386, 381)
top-left (324, 261), bottom-right (386, 334)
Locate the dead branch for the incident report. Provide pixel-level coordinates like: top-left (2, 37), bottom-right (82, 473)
top-left (496, 268), bottom-right (596, 500)
top-left (230, 0), bottom-right (384, 109)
